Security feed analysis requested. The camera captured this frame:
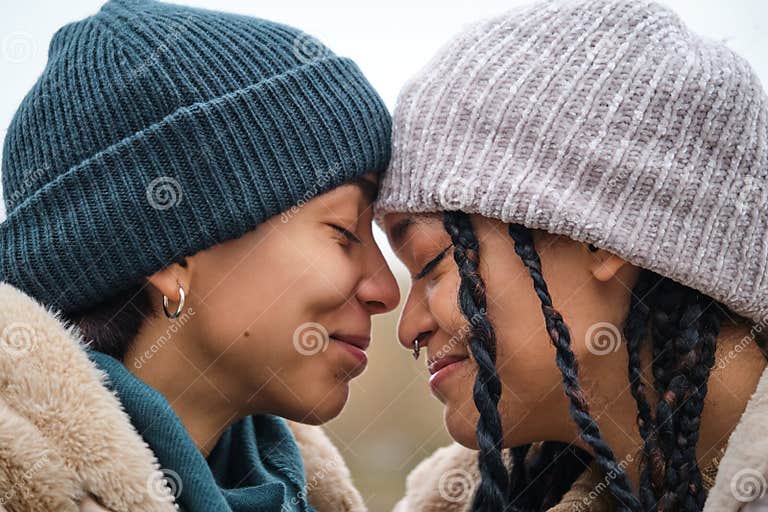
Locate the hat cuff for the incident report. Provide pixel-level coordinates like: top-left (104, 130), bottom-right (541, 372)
top-left (1, 56), bottom-right (391, 313)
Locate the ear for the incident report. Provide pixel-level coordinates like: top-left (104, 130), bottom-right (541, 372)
top-left (588, 248), bottom-right (630, 282)
top-left (146, 257), bottom-right (193, 302)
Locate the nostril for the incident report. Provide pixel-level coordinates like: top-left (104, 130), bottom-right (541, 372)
top-left (365, 299), bottom-right (387, 313)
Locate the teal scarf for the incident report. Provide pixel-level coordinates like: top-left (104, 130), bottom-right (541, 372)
top-left (88, 351), bottom-right (315, 512)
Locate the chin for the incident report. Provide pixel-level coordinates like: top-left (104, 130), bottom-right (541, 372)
top-left (444, 403), bottom-right (480, 450)
top-left (444, 398), bottom-right (540, 451)
top-left (286, 380), bottom-right (350, 425)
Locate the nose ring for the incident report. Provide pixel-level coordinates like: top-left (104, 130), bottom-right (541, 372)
top-left (413, 338), bottom-right (421, 360)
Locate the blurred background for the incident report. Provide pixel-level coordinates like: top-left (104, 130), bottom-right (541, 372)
top-left (1, 0), bottom-right (766, 510)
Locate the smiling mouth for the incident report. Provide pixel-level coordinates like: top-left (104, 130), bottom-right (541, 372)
top-left (428, 355), bottom-right (470, 375)
top-left (329, 334), bottom-right (370, 351)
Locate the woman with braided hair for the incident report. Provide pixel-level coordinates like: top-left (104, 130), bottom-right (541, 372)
top-left (376, 0), bottom-right (768, 511)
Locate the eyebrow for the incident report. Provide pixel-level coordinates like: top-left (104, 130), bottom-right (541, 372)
top-left (415, 244), bottom-right (453, 280)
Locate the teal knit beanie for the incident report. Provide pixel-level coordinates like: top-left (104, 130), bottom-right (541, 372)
top-left (1, 0), bottom-right (391, 314)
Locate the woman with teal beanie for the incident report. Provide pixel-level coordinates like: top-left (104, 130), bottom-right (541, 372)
top-left (0, 0), bottom-right (398, 511)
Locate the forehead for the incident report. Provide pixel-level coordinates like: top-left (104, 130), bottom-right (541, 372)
top-left (309, 175), bottom-right (379, 214)
top-left (349, 174), bottom-right (378, 202)
top-left (384, 212), bottom-right (443, 247)
top-left (324, 174), bottom-right (378, 201)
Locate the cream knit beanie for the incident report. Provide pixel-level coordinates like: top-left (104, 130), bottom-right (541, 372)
top-left (375, 0), bottom-right (768, 326)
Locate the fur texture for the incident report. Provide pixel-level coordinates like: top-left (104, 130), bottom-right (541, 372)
top-left (394, 360), bottom-right (768, 511)
top-left (392, 442), bottom-right (612, 512)
top-left (0, 282), bottom-right (366, 512)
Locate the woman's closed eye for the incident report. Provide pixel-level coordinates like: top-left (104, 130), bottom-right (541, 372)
top-left (415, 244), bottom-right (453, 280)
top-left (328, 223), bottom-right (362, 245)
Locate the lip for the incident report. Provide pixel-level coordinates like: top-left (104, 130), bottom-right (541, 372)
top-left (329, 335), bottom-right (369, 374)
top-left (428, 354), bottom-right (469, 375)
top-left (330, 334), bottom-right (371, 351)
top-left (428, 355), bottom-right (470, 394)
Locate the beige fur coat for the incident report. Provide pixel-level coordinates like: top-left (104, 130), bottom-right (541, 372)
top-left (394, 364), bottom-right (768, 511)
top-left (0, 282), bottom-right (366, 512)
top-left (2, 277), bottom-right (767, 512)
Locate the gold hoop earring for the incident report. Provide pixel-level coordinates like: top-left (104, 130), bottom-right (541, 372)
top-left (163, 284), bottom-right (185, 319)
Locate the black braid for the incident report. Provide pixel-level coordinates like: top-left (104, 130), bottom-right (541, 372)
top-left (623, 269), bottom-right (663, 510)
top-left (439, 214), bottom-right (743, 512)
top-left (646, 277), bottom-right (682, 509)
top-left (507, 223), bottom-right (640, 512)
top-left (625, 273), bottom-right (725, 512)
top-left (649, 278), bottom-right (690, 511)
top-left (507, 444), bottom-right (532, 510)
top-left (662, 295), bottom-right (707, 511)
top-left (678, 295), bottom-right (720, 510)
top-left (603, 261), bottom-right (730, 512)
top-left (443, 211), bottom-right (510, 511)
top-left (525, 442), bottom-right (592, 510)
top-left (688, 298), bottom-right (722, 509)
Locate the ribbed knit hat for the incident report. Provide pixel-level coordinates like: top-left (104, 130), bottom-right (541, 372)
top-left (375, 0), bottom-right (768, 325)
top-left (1, 0), bottom-right (391, 314)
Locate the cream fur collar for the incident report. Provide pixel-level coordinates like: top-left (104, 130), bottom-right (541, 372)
top-left (0, 283), bottom-right (366, 512)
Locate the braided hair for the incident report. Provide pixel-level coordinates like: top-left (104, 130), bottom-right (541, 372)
top-left (442, 211), bottom-right (767, 511)
top-left (443, 211), bottom-right (601, 512)
top-left (507, 222), bottom-right (640, 512)
top-left (443, 211), bottom-right (511, 510)
top-left (636, 271), bottom-right (724, 511)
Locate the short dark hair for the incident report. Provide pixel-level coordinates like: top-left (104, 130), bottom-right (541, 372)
top-left (64, 257), bottom-right (192, 360)
top-left (63, 279), bottom-right (156, 361)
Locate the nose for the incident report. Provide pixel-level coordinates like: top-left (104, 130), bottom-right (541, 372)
top-left (356, 244), bottom-right (400, 315)
top-left (397, 292), bottom-right (437, 352)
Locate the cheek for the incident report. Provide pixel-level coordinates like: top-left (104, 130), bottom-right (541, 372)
top-left (428, 272), bottom-right (462, 332)
top-left (210, 236), bottom-right (357, 326)
top-left (188, 233), bottom-right (361, 383)
top-left (491, 297), bottom-right (561, 403)
top-left (429, 271), bottom-right (482, 434)
top-left (480, 258), bottom-right (564, 404)
top-left (306, 243), bottom-right (359, 299)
